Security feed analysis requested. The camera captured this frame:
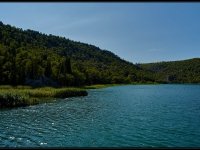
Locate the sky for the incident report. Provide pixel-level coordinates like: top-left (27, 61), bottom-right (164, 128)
top-left (0, 2), bottom-right (200, 63)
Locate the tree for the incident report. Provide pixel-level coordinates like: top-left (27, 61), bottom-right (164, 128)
top-left (65, 57), bottom-right (72, 74)
top-left (45, 58), bottom-right (52, 77)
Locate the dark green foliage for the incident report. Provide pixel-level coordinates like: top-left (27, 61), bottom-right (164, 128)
top-left (140, 58), bottom-right (200, 83)
top-left (44, 58), bottom-right (52, 77)
top-left (0, 21), bottom-right (199, 86)
top-left (0, 93), bottom-right (30, 107)
top-left (53, 89), bottom-right (88, 98)
top-left (0, 21), bottom-right (156, 86)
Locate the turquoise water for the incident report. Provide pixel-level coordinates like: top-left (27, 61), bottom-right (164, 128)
top-left (0, 84), bottom-right (200, 147)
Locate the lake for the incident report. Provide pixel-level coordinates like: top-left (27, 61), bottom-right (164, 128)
top-left (0, 84), bottom-right (200, 147)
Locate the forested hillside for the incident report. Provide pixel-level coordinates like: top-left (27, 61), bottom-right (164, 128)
top-left (139, 58), bottom-right (200, 83)
top-left (0, 21), bottom-right (154, 86)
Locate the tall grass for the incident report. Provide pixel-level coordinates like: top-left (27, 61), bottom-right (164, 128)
top-left (26, 88), bottom-right (87, 98)
top-left (0, 86), bottom-right (87, 108)
top-left (0, 92), bottom-right (38, 108)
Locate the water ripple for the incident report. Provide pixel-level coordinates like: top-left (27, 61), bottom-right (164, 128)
top-left (0, 85), bottom-right (200, 147)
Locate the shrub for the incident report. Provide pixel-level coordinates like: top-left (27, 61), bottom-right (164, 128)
top-left (0, 92), bottom-right (29, 107)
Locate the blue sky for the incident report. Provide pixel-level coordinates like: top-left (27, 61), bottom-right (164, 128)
top-left (0, 3), bottom-right (200, 63)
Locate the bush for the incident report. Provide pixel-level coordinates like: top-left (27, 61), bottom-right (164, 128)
top-left (0, 92), bottom-right (30, 107)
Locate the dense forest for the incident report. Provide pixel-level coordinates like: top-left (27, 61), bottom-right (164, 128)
top-left (139, 58), bottom-right (200, 83)
top-left (0, 21), bottom-right (155, 87)
top-left (0, 21), bottom-right (199, 86)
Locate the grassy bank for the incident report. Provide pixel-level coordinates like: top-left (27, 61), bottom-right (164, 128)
top-left (0, 86), bottom-right (87, 108)
top-left (83, 84), bottom-right (122, 89)
top-left (83, 82), bottom-right (159, 89)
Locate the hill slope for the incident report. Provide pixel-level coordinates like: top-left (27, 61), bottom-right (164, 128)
top-left (139, 58), bottom-right (200, 83)
top-left (0, 21), bottom-right (154, 86)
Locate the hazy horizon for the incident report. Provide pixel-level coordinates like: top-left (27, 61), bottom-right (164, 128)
top-left (0, 2), bottom-right (199, 63)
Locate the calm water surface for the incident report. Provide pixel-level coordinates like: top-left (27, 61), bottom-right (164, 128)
top-left (0, 84), bottom-right (200, 147)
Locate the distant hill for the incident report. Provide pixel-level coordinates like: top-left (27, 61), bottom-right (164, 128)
top-left (0, 21), bottom-right (154, 86)
top-left (139, 58), bottom-right (200, 83)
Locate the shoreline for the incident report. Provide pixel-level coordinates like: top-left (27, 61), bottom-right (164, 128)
top-left (83, 82), bottom-right (200, 90)
top-left (0, 82), bottom-right (199, 108)
top-left (82, 82), bottom-right (160, 89)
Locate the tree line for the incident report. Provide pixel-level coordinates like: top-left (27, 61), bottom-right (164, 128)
top-left (1, 21), bottom-right (198, 86)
